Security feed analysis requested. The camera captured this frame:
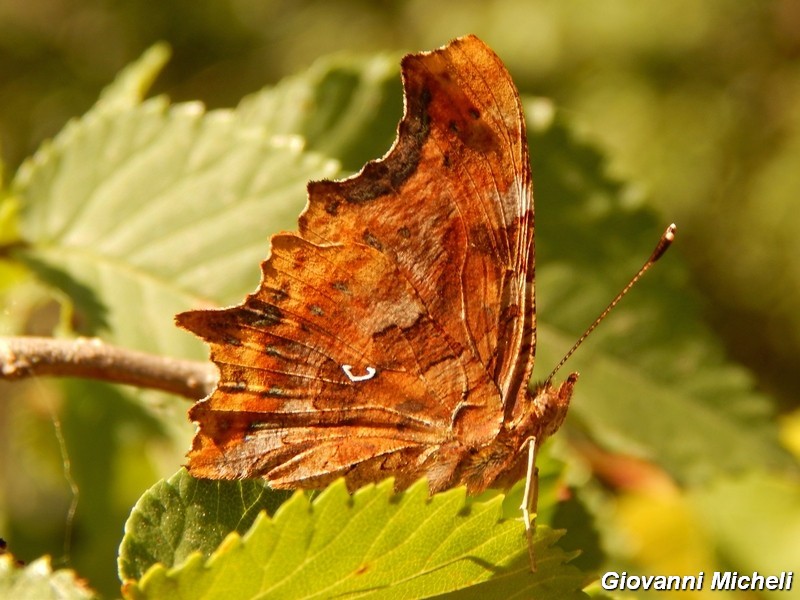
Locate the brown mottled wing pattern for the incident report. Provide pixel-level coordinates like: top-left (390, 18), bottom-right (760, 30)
top-left (176, 35), bottom-right (535, 493)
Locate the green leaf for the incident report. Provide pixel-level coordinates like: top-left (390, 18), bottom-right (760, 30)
top-left (0, 555), bottom-right (97, 600)
top-left (118, 468), bottom-right (292, 582)
top-left (523, 99), bottom-right (795, 484)
top-left (236, 52), bottom-right (402, 172)
top-left (55, 380), bottom-right (170, 594)
top-left (5, 55), bottom-right (342, 597)
top-left (124, 474), bottom-right (588, 599)
top-left (12, 95), bottom-right (338, 356)
top-left (95, 43), bottom-right (172, 112)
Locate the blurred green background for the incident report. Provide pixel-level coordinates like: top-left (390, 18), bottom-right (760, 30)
top-left (2, 0), bottom-right (798, 408)
top-left (1, 1), bottom-right (798, 597)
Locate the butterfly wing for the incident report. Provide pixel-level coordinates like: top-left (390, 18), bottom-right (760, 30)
top-left (177, 35), bottom-right (535, 492)
top-left (178, 234), bottom-right (499, 490)
top-left (302, 35), bottom-right (535, 409)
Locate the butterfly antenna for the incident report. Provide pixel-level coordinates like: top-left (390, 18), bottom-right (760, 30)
top-left (544, 224), bottom-right (676, 387)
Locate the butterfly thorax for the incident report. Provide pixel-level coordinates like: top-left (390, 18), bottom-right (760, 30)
top-left (448, 373), bottom-right (577, 494)
top-left (521, 372), bottom-right (578, 443)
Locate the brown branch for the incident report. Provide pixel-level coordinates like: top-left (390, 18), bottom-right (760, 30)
top-left (0, 336), bottom-right (216, 400)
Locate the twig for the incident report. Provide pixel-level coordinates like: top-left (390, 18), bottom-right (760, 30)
top-left (0, 336), bottom-right (216, 400)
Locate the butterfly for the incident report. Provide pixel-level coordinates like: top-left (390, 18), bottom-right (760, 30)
top-left (178, 34), bottom-right (584, 567)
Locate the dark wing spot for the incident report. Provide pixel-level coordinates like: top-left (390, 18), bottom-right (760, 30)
top-left (373, 323), bottom-right (399, 340)
top-left (468, 107), bottom-right (481, 119)
top-left (363, 230), bottom-right (384, 251)
top-left (220, 380), bottom-right (247, 392)
top-left (309, 304), bottom-right (324, 316)
top-left (222, 334), bottom-right (241, 347)
top-left (241, 300), bottom-right (283, 327)
top-left (325, 199), bottom-right (340, 216)
top-left (292, 253), bottom-right (307, 268)
top-left (259, 386), bottom-right (289, 398)
top-left (332, 280), bottom-right (350, 293)
top-left (248, 421), bottom-right (280, 432)
top-left (266, 286), bottom-right (289, 303)
top-left (397, 226), bottom-right (411, 239)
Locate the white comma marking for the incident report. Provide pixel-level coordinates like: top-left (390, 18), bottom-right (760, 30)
top-left (342, 364), bottom-right (377, 382)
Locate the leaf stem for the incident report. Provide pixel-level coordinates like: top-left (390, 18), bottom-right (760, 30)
top-left (0, 336), bottom-right (215, 400)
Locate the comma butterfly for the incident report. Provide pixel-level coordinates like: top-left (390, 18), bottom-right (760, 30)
top-left (176, 34), bottom-right (674, 569)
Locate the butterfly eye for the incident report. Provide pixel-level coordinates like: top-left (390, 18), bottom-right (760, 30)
top-left (342, 365), bottom-right (377, 382)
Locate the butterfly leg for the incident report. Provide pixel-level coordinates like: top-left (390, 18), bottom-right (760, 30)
top-left (520, 435), bottom-right (539, 572)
